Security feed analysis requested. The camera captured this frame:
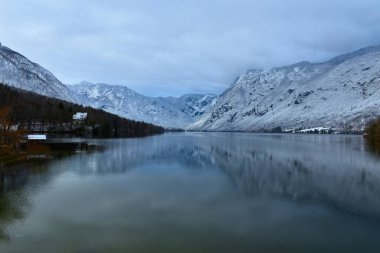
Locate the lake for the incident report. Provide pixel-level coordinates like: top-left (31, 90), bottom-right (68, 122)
top-left (1, 132), bottom-right (380, 253)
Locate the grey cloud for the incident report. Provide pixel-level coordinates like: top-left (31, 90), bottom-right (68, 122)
top-left (0, 0), bottom-right (380, 96)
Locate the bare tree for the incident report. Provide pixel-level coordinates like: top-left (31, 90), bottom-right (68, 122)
top-left (0, 106), bottom-right (23, 158)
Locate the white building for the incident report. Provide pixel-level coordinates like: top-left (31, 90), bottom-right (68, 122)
top-left (73, 112), bottom-right (88, 121)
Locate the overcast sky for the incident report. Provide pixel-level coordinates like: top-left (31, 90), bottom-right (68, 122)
top-left (1, 0), bottom-right (380, 96)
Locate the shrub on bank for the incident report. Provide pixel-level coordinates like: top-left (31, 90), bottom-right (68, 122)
top-left (365, 118), bottom-right (380, 152)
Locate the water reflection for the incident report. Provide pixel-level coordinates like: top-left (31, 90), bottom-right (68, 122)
top-left (53, 133), bottom-right (380, 218)
top-left (0, 195), bottom-right (24, 240)
top-left (0, 162), bottom-right (54, 240)
top-left (365, 138), bottom-right (380, 156)
top-left (0, 133), bottom-right (380, 252)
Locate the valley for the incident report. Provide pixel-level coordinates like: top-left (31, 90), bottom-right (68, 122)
top-left (1, 43), bottom-right (380, 132)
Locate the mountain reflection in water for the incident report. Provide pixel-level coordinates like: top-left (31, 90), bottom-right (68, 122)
top-left (54, 133), bottom-right (380, 218)
top-left (0, 133), bottom-right (379, 253)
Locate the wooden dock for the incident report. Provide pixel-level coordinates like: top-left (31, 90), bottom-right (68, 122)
top-left (22, 135), bottom-right (91, 151)
top-left (44, 140), bottom-right (89, 150)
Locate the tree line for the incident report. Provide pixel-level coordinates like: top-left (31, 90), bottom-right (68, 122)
top-left (0, 83), bottom-right (164, 138)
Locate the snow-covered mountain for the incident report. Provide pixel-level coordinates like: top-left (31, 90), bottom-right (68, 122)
top-left (0, 43), bottom-right (216, 128)
top-left (0, 42), bottom-right (73, 101)
top-left (189, 46), bottom-right (380, 132)
top-left (2, 42), bottom-right (380, 131)
top-left (69, 81), bottom-right (217, 128)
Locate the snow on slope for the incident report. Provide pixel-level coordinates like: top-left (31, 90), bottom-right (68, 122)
top-left (0, 43), bottom-right (73, 101)
top-left (0, 43), bottom-right (216, 128)
top-left (2, 41), bottom-right (379, 131)
top-left (189, 46), bottom-right (380, 132)
top-left (69, 81), bottom-right (217, 128)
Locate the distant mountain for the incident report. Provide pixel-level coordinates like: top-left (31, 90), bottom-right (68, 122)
top-left (0, 43), bottom-right (73, 101)
top-left (2, 42), bottom-right (380, 132)
top-left (0, 43), bottom-right (216, 129)
top-left (69, 81), bottom-right (217, 129)
top-left (189, 46), bottom-right (380, 132)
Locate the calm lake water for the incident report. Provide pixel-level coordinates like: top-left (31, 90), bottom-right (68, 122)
top-left (1, 132), bottom-right (380, 253)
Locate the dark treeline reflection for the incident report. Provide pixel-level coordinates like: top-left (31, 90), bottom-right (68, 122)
top-left (0, 162), bottom-right (52, 240)
top-left (366, 138), bottom-right (380, 156)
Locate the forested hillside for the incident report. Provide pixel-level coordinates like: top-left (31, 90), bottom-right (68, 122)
top-left (0, 83), bottom-right (164, 137)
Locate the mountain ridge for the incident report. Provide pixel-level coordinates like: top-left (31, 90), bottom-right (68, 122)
top-left (0, 44), bottom-right (73, 102)
top-left (69, 81), bottom-right (217, 128)
top-left (1, 42), bottom-right (380, 131)
top-left (0, 43), bottom-right (217, 129)
top-left (189, 45), bottom-right (380, 132)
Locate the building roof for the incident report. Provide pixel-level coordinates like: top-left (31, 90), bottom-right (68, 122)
top-left (27, 134), bottom-right (47, 140)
